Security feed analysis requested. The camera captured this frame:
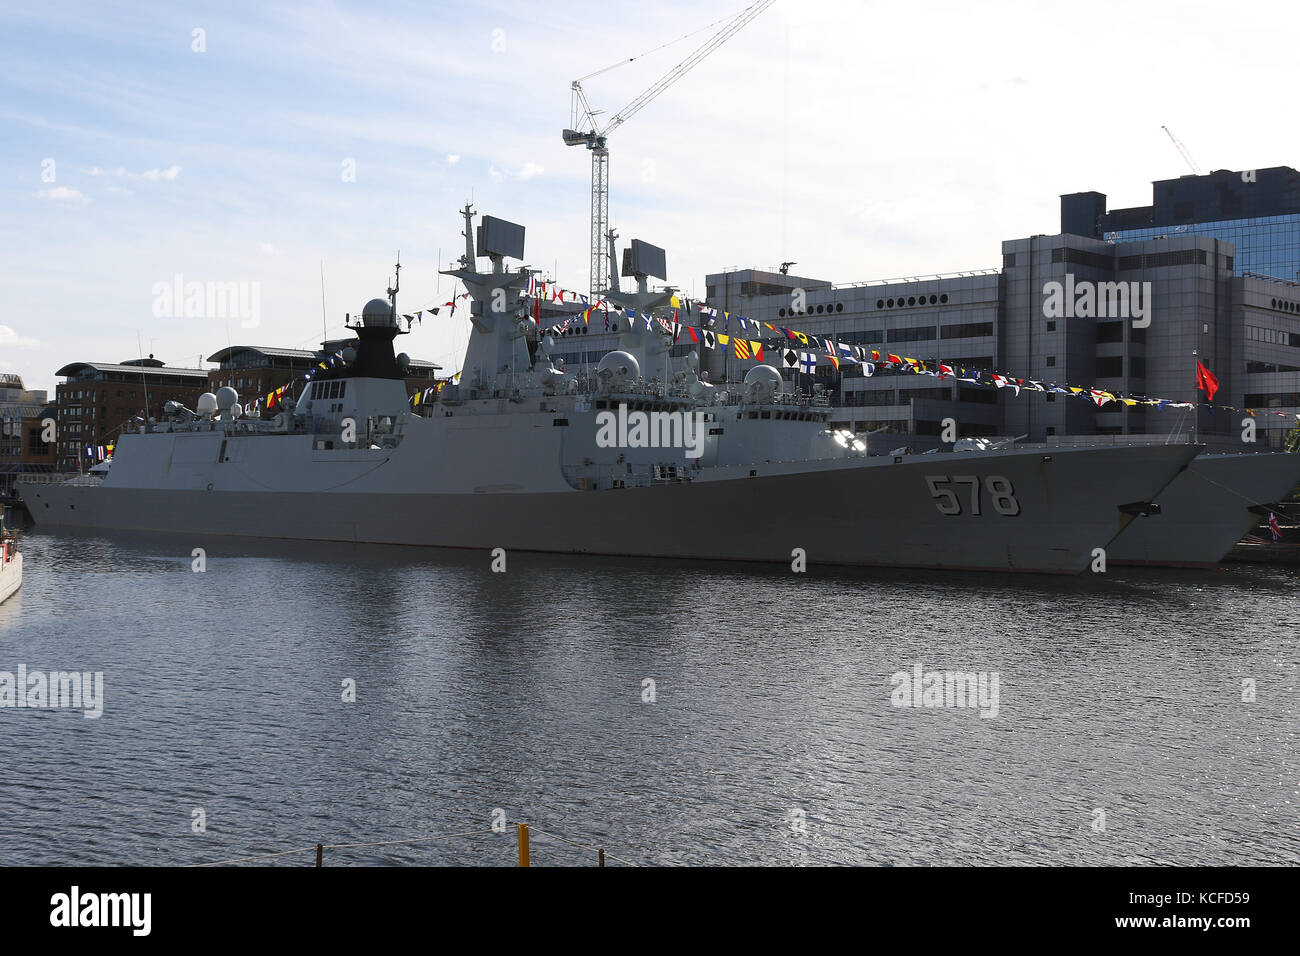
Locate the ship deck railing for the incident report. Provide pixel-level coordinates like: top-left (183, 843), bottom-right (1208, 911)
top-left (13, 473), bottom-right (81, 486)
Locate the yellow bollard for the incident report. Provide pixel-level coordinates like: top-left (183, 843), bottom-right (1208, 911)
top-left (517, 823), bottom-right (530, 867)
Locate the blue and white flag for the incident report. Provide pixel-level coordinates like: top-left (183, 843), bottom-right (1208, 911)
top-left (799, 351), bottom-right (818, 375)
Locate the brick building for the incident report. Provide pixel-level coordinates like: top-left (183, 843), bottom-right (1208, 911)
top-left (0, 374), bottom-right (52, 496)
top-left (53, 358), bottom-right (208, 471)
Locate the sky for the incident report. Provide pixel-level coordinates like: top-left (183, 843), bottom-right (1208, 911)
top-left (2, 0), bottom-right (1299, 397)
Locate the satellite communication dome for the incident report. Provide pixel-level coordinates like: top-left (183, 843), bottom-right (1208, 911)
top-left (229, 403), bottom-right (243, 419)
top-left (743, 364), bottom-right (783, 404)
top-left (341, 346), bottom-right (357, 363)
top-left (196, 392), bottom-right (218, 415)
top-left (596, 350), bottom-right (640, 386)
top-left (215, 386), bottom-right (239, 410)
top-left (396, 352), bottom-right (410, 372)
top-left (361, 297), bottom-right (394, 327)
top-left (744, 364), bottom-right (783, 388)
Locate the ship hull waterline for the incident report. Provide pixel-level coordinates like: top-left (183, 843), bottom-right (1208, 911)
top-left (20, 444), bottom-right (1198, 575)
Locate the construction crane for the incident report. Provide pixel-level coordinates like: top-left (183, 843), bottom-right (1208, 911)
top-left (1161, 125), bottom-right (1203, 176)
top-left (563, 0), bottom-right (776, 299)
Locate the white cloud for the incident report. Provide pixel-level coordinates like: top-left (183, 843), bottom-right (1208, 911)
top-left (141, 164), bottom-right (182, 181)
top-left (259, 243), bottom-right (277, 256)
top-left (0, 325), bottom-right (42, 349)
top-left (82, 164), bottom-right (181, 181)
top-left (34, 186), bottom-right (88, 203)
top-left (445, 153), bottom-right (460, 165)
top-left (486, 161), bottom-right (543, 183)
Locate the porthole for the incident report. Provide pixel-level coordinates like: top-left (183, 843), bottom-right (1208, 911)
top-left (940, 294), bottom-right (949, 304)
top-left (907, 296), bottom-right (916, 306)
top-left (816, 305), bottom-right (824, 313)
top-left (887, 298), bottom-right (894, 307)
top-left (929, 295), bottom-right (938, 304)
top-left (835, 303), bottom-right (843, 312)
top-left (876, 299), bottom-right (884, 309)
top-left (779, 308), bottom-right (786, 317)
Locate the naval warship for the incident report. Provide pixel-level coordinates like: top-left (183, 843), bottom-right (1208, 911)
top-left (19, 207), bottom-right (1201, 574)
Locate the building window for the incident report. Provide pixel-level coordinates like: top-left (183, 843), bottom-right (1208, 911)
top-left (1095, 322), bottom-right (1124, 344)
top-left (1046, 356), bottom-right (1056, 367)
top-left (1046, 320), bottom-right (1056, 332)
top-left (940, 322), bottom-right (994, 339)
top-left (1096, 356), bottom-right (1123, 377)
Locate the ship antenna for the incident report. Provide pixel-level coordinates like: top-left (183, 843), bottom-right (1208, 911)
top-left (320, 260), bottom-right (328, 343)
top-left (387, 252), bottom-right (401, 321)
top-left (136, 330), bottom-right (152, 437)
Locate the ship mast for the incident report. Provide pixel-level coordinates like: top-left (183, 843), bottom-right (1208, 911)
top-left (386, 253), bottom-right (401, 321)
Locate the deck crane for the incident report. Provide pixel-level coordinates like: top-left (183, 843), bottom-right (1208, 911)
top-left (563, 0), bottom-right (776, 300)
top-left (1161, 125), bottom-right (1203, 176)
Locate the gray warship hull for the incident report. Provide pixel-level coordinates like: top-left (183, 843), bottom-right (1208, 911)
top-left (1108, 451), bottom-right (1300, 567)
top-left (20, 425), bottom-right (1197, 574)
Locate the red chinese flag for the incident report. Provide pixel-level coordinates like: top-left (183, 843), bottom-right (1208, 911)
top-left (1196, 361), bottom-right (1219, 401)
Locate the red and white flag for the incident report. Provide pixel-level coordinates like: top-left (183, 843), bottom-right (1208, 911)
top-left (1269, 512), bottom-right (1282, 541)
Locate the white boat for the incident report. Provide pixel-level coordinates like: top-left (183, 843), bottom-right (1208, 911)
top-left (0, 514), bottom-right (20, 605)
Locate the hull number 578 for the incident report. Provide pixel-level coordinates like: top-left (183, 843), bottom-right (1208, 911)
top-left (925, 475), bottom-right (1020, 516)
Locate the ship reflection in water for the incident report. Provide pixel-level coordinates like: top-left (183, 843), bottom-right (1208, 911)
top-left (1, 528), bottom-right (1296, 866)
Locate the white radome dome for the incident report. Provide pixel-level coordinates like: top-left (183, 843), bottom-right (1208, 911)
top-left (597, 350), bottom-right (640, 384)
top-left (361, 297), bottom-right (394, 326)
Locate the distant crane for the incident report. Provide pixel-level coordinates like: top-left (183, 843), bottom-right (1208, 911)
top-left (563, 0), bottom-right (776, 299)
top-left (1161, 125), bottom-right (1203, 176)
